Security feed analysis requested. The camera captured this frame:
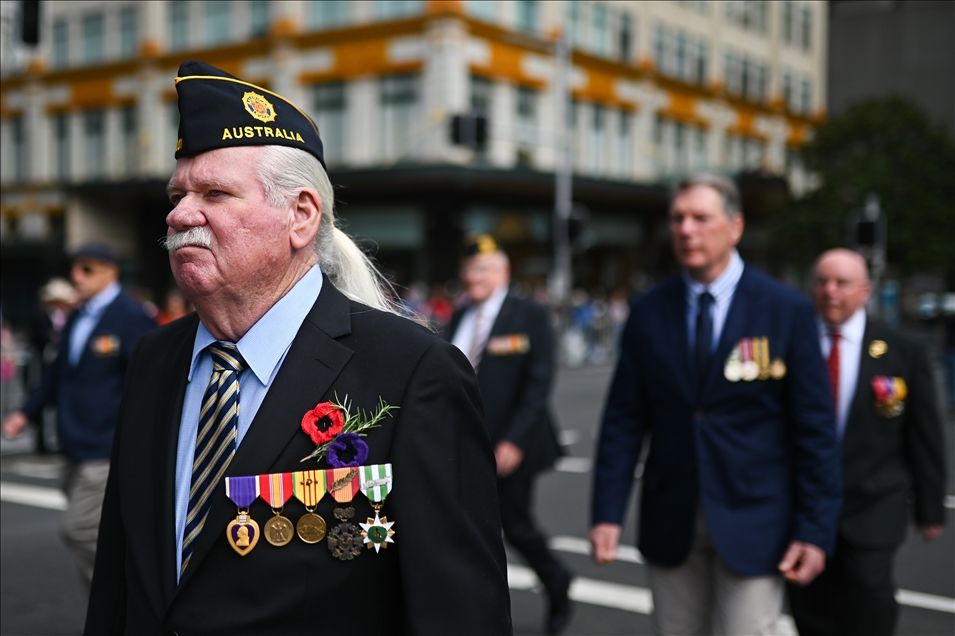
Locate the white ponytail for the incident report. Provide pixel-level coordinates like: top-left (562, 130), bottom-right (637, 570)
top-left (254, 145), bottom-right (406, 318)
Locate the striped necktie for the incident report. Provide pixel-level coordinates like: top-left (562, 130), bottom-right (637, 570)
top-left (181, 342), bottom-right (246, 575)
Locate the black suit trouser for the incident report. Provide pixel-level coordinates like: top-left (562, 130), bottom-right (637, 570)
top-left (497, 467), bottom-right (569, 596)
top-left (787, 535), bottom-right (898, 636)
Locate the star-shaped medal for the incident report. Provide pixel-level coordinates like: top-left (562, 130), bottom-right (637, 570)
top-left (359, 514), bottom-right (396, 553)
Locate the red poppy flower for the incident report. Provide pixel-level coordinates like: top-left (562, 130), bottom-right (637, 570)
top-left (301, 402), bottom-right (344, 445)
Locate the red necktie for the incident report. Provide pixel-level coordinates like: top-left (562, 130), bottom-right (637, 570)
top-left (827, 332), bottom-right (840, 411)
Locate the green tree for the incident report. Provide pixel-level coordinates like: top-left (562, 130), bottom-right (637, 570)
top-left (773, 97), bottom-right (955, 279)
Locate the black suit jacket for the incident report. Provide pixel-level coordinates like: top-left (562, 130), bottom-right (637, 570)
top-left (838, 317), bottom-right (946, 548)
top-left (446, 294), bottom-right (561, 475)
top-left (85, 282), bottom-right (512, 635)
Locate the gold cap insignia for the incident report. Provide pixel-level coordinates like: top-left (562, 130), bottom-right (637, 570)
top-left (869, 340), bottom-right (888, 358)
top-left (242, 91), bottom-right (277, 123)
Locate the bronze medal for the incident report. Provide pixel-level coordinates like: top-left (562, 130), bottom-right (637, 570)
top-left (770, 358), bottom-right (787, 380)
top-left (296, 510), bottom-right (327, 544)
top-left (327, 505), bottom-right (363, 560)
top-left (264, 510), bottom-right (295, 546)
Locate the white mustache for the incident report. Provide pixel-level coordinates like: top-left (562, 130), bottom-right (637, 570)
top-left (162, 226), bottom-right (212, 253)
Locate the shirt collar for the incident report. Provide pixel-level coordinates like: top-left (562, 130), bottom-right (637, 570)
top-left (683, 250), bottom-right (744, 305)
top-left (473, 283), bottom-right (509, 318)
top-left (819, 306), bottom-right (867, 344)
top-left (83, 281), bottom-right (122, 317)
top-left (187, 265), bottom-right (324, 384)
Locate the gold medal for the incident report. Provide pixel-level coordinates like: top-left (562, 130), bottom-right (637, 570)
top-left (296, 510), bottom-right (327, 544)
top-left (869, 340), bottom-right (888, 358)
top-left (770, 358), bottom-right (787, 379)
top-left (226, 511), bottom-right (260, 556)
top-left (741, 360), bottom-right (759, 382)
top-left (264, 510), bottom-right (295, 546)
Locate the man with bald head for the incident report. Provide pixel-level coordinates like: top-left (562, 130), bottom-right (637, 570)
top-left (447, 235), bottom-right (570, 634)
top-left (788, 248), bottom-right (946, 636)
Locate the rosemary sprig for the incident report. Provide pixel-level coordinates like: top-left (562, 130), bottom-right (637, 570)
top-left (301, 394), bottom-right (399, 462)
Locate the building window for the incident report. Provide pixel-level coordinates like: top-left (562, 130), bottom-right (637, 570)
top-left (12, 117), bottom-right (27, 181)
top-left (53, 113), bottom-right (71, 180)
top-left (122, 105), bottom-right (138, 174)
top-left (782, 1), bottom-right (795, 44)
top-left (380, 74), bottom-right (418, 161)
top-left (312, 82), bottom-right (346, 165)
top-left (250, 0), bottom-right (270, 36)
top-left (592, 4), bottom-right (608, 56)
top-left (655, 24), bottom-right (707, 85)
top-left (800, 6), bottom-right (812, 51)
top-left (169, 1), bottom-right (189, 51)
top-left (205, 1), bottom-right (233, 45)
top-left (618, 110), bottom-right (631, 175)
top-left (569, 1), bottom-right (581, 48)
top-left (800, 78), bottom-right (812, 115)
top-left (470, 75), bottom-right (493, 115)
top-left (676, 0), bottom-right (710, 13)
top-left (516, 0), bottom-right (537, 33)
top-left (378, 1), bottom-right (422, 20)
top-left (82, 13), bottom-right (105, 63)
top-left (52, 19), bottom-right (69, 68)
top-left (726, 50), bottom-right (767, 103)
top-left (310, 0), bottom-right (348, 28)
top-left (592, 105), bottom-right (607, 174)
top-left (466, 0), bottom-right (496, 22)
top-left (119, 7), bottom-right (138, 58)
top-left (618, 13), bottom-right (633, 63)
top-left (84, 110), bottom-right (105, 179)
top-left (724, 0), bottom-right (768, 34)
top-left (515, 86), bottom-right (537, 164)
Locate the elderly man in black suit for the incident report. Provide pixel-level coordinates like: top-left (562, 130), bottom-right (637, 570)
top-left (788, 248), bottom-right (947, 636)
top-left (84, 61), bottom-right (511, 635)
top-left (446, 236), bottom-right (572, 635)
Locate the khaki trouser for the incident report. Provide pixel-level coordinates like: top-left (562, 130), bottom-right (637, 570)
top-left (60, 459), bottom-right (110, 599)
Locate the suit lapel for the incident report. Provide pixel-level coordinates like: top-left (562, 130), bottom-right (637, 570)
top-left (702, 268), bottom-right (761, 399)
top-left (154, 316), bottom-right (199, 602)
top-left (175, 282), bottom-right (354, 591)
top-left (845, 318), bottom-right (878, 440)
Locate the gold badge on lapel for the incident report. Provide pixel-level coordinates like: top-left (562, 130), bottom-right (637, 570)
top-left (869, 340), bottom-right (888, 358)
top-left (224, 476), bottom-right (260, 556)
top-left (486, 333), bottom-right (531, 356)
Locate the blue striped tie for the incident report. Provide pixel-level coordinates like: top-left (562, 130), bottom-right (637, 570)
top-left (181, 342), bottom-right (246, 575)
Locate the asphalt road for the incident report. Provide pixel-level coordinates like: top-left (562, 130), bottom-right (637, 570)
top-left (2, 363), bottom-right (954, 635)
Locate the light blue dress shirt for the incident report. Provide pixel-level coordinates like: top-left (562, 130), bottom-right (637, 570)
top-left (683, 250), bottom-right (745, 352)
top-left (68, 281), bottom-right (121, 366)
top-left (174, 265), bottom-right (323, 579)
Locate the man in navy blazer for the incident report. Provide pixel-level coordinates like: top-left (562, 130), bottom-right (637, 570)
top-left (590, 174), bottom-right (842, 634)
top-left (3, 243), bottom-right (155, 596)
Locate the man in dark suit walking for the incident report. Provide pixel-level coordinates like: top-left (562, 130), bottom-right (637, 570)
top-left (447, 236), bottom-right (572, 634)
top-left (85, 61), bottom-right (511, 635)
top-left (590, 174), bottom-right (842, 634)
top-left (3, 243), bottom-right (156, 597)
top-left (788, 248), bottom-right (946, 636)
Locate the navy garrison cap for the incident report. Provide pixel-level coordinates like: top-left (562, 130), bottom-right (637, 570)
top-left (174, 60), bottom-right (325, 169)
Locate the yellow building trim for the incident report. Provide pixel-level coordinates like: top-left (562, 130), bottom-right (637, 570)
top-left (573, 69), bottom-right (637, 111)
top-left (726, 107), bottom-right (768, 142)
top-left (71, 77), bottom-right (113, 108)
top-left (786, 122), bottom-right (808, 147)
top-left (656, 90), bottom-right (708, 128)
top-left (469, 39), bottom-right (547, 89)
top-left (426, 0), bottom-right (465, 15)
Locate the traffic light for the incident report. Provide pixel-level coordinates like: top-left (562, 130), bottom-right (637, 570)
top-left (450, 114), bottom-right (488, 151)
top-left (22, 0), bottom-right (40, 45)
top-left (854, 219), bottom-right (878, 248)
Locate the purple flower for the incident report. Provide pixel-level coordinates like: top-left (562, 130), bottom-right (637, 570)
top-left (327, 433), bottom-right (369, 468)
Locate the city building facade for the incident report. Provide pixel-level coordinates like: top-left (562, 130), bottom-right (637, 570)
top-left (0, 0), bottom-right (825, 320)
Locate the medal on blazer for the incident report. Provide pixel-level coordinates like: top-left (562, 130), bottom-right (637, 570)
top-left (872, 376), bottom-right (907, 417)
top-left (326, 467), bottom-right (363, 561)
top-left (754, 337), bottom-right (771, 380)
top-left (769, 357), bottom-right (787, 379)
top-left (358, 464), bottom-right (396, 553)
top-left (724, 343), bottom-right (743, 382)
top-left (293, 470), bottom-right (327, 544)
top-left (740, 338), bottom-right (759, 381)
top-left (869, 340), bottom-right (888, 358)
top-left (224, 476), bottom-right (260, 556)
top-left (259, 472), bottom-right (295, 547)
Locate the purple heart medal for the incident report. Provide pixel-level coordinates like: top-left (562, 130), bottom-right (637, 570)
top-left (225, 475), bottom-right (260, 556)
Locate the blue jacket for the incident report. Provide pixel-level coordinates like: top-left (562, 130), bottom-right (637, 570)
top-left (23, 291), bottom-right (156, 462)
top-left (592, 266), bottom-right (842, 576)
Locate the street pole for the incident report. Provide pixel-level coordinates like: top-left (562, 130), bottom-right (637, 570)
top-left (551, 26), bottom-right (572, 307)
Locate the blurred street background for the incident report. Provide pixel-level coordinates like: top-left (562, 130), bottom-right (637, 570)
top-left (2, 363), bottom-right (954, 635)
top-left (1, 0), bottom-right (954, 634)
